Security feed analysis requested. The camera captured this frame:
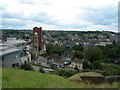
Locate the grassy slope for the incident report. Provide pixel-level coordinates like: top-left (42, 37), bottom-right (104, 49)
top-left (2, 68), bottom-right (82, 88)
top-left (2, 68), bottom-right (118, 88)
top-left (68, 72), bottom-right (103, 82)
top-left (0, 68), bottom-right (2, 89)
top-left (67, 72), bottom-right (118, 88)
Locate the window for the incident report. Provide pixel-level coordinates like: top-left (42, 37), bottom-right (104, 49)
top-left (34, 32), bottom-right (38, 38)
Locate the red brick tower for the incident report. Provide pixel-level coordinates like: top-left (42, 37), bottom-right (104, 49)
top-left (33, 27), bottom-right (42, 51)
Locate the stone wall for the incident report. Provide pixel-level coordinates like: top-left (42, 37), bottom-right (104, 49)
top-left (80, 76), bottom-right (105, 84)
top-left (80, 76), bottom-right (120, 84)
top-left (106, 76), bottom-right (120, 84)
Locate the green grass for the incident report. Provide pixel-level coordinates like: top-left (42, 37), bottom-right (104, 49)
top-left (2, 68), bottom-right (119, 88)
top-left (96, 82), bottom-right (118, 88)
top-left (2, 68), bottom-right (82, 88)
top-left (0, 68), bottom-right (2, 89)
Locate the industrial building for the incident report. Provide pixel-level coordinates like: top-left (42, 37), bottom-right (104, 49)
top-left (0, 38), bottom-right (31, 68)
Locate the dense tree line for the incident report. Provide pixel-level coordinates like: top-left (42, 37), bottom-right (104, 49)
top-left (46, 44), bottom-right (65, 55)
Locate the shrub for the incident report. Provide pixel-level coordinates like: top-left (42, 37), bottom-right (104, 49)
top-left (72, 44), bottom-right (84, 51)
top-left (39, 67), bottom-right (44, 73)
top-left (102, 65), bottom-right (120, 76)
top-left (20, 61), bottom-right (33, 71)
top-left (54, 69), bottom-right (76, 78)
top-left (73, 51), bottom-right (84, 59)
top-left (92, 61), bottom-right (103, 70)
top-left (85, 47), bottom-right (103, 62)
top-left (83, 60), bottom-right (91, 69)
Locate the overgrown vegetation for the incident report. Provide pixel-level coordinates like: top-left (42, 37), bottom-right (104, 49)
top-left (20, 61), bottom-right (34, 71)
top-left (102, 64), bottom-right (120, 76)
top-left (54, 69), bottom-right (77, 78)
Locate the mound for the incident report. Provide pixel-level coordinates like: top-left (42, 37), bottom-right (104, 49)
top-left (68, 72), bottom-right (103, 82)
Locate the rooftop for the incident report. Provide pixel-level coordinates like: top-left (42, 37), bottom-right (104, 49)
top-left (0, 43), bottom-right (21, 56)
top-left (4, 39), bottom-right (27, 45)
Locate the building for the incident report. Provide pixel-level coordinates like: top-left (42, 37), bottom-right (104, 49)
top-left (95, 42), bottom-right (112, 46)
top-left (0, 43), bottom-right (21, 67)
top-left (68, 58), bottom-right (83, 70)
top-left (109, 33), bottom-right (120, 44)
top-left (0, 38), bottom-right (31, 68)
top-left (4, 38), bottom-right (27, 48)
top-left (33, 27), bottom-right (42, 51)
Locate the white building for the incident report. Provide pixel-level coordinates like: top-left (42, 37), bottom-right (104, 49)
top-left (5, 38), bottom-right (27, 48)
top-left (95, 42), bottom-right (112, 46)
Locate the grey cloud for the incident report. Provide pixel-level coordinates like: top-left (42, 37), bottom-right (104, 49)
top-left (30, 12), bottom-right (59, 26)
top-left (20, 0), bottom-right (35, 5)
top-left (80, 6), bottom-right (117, 25)
top-left (2, 18), bottom-right (27, 27)
top-left (2, 12), bottom-right (23, 19)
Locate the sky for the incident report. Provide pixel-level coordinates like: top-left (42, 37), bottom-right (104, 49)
top-left (0, 0), bottom-right (119, 32)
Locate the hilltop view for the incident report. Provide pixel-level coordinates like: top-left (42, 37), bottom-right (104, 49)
top-left (0, 0), bottom-right (120, 89)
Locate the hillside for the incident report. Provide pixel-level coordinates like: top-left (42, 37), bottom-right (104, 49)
top-left (68, 72), bottom-right (104, 82)
top-left (2, 68), bottom-right (118, 88)
top-left (2, 68), bottom-right (82, 88)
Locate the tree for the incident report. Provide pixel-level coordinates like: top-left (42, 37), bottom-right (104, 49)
top-left (46, 44), bottom-right (65, 55)
top-left (83, 60), bottom-right (91, 69)
top-left (39, 67), bottom-right (44, 73)
top-left (73, 51), bottom-right (84, 59)
top-left (106, 46), bottom-right (120, 59)
top-left (112, 40), bottom-right (116, 44)
top-left (20, 61), bottom-right (33, 71)
top-left (72, 44), bottom-right (84, 51)
top-left (102, 45), bottom-right (120, 62)
top-left (103, 65), bottom-right (120, 76)
top-left (85, 47), bottom-right (103, 62)
top-left (92, 61), bottom-right (102, 70)
top-left (54, 69), bottom-right (76, 78)
top-left (51, 45), bottom-right (65, 55)
top-left (46, 44), bottom-right (54, 55)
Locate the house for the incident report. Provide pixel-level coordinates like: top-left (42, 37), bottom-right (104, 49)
top-left (68, 58), bottom-right (83, 70)
top-left (36, 56), bottom-right (47, 65)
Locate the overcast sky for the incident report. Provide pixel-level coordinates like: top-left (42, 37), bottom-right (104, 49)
top-left (0, 0), bottom-right (119, 32)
